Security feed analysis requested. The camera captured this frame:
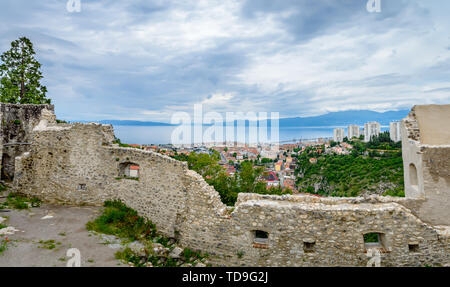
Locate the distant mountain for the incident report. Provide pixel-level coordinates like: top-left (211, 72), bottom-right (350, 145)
top-left (79, 109), bottom-right (410, 127)
top-left (279, 110), bottom-right (410, 127)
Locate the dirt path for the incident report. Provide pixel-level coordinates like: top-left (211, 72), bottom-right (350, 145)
top-left (0, 203), bottom-right (125, 267)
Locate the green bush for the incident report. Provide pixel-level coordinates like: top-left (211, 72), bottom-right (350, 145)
top-left (5, 192), bottom-right (41, 209)
top-left (86, 200), bottom-right (157, 242)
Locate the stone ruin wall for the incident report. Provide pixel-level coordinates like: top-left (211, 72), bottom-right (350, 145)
top-left (14, 123), bottom-right (188, 237)
top-left (9, 106), bottom-right (449, 267)
top-left (0, 103), bottom-right (54, 180)
top-left (401, 105), bottom-right (450, 226)
top-left (0, 105), bottom-right (444, 266)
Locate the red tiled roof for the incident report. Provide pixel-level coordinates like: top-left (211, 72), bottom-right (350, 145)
top-left (129, 165), bottom-right (140, 170)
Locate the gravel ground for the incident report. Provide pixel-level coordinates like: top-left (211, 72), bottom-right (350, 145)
top-left (0, 203), bottom-right (124, 267)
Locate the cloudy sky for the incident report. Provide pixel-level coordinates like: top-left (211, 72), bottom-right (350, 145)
top-left (1, 0), bottom-right (450, 122)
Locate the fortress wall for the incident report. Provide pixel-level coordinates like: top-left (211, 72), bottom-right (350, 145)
top-left (0, 103), bottom-right (54, 180)
top-left (402, 105), bottom-right (450, 226)
top-left (414, 105), bottom-right (450, 145)
top-left (416, 146), bottom-right (450, 226)
top-left (402, 110), bottom-right (425, 199)
top-left (179, 187), bottom-right (449, 266)
top-left (12, 114), bottom-right (450, 266)
top-left (14, 123), bottom-right (189, 237)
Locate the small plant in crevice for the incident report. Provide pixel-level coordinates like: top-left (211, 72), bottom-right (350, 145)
top-left (37, 239), bottom-right (61, 250)
top-left (0, 237), bottom-right (10, 255)
top-left (0, 184), bottom-right (7, 193)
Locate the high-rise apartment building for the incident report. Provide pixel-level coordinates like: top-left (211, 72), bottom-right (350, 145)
top-left (390, 121), bottom-right (402, 142)
top-left (333, 128), bottom-right (345, 142)
top-left (364, 122), bottom-right (381, 142)
top-left (347, 125), bottom-right (360, 139)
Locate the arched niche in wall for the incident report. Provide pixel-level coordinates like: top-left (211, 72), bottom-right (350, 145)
top-left (409, 163), bottom-right (418, 189)
top-left (118, 162), bottom-right (140, 179)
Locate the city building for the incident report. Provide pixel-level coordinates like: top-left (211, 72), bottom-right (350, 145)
top-left (390, 121), bottom-right (402, 142)
top-left (347, 125), bottom-right (360, 139)
top-left (128, 165), bottom-right (140, 178)
top-left (333, 128), bottom-right (345, 142)
top-left (364, 121), bottom-right (381, 142)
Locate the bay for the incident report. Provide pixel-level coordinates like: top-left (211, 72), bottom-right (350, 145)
top-left (113, 125), bottom-right (389, 145)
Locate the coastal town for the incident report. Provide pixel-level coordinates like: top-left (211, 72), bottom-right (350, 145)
top-left (122, 120), bottom-right (402, 194)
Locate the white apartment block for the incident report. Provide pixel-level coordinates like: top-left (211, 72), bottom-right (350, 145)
top-left (390, 121), bottom-right (402, 142)
top-left (364, 122), bottom-right (381, 142)
top-left (347, 125), bottom-right (360, 139)
top-left (333, 128), bottom-right (345, 142)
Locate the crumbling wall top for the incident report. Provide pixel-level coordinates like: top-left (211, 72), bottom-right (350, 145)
top-left (406, 104), bottom-right (450, 145)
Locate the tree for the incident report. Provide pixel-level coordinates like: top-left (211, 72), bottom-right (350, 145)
top-left (0, 37), bottom-right (50, 104)
top-left (239, 161), bottom-right (265, 194)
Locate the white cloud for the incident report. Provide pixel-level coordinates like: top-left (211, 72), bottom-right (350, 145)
top-left (0, 0), bottom-right (449, 121)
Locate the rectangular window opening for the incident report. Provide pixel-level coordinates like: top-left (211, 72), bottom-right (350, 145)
top-left (252, 230), bottom-right (269, 248)
top-left (363, 232), bottom-right (386, 251)
top-left (408, 244), bottom-right (419, 253)
top-left (303, 241), bottom-right (316, 253)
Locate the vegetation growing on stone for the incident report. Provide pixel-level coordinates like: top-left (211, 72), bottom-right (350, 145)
top-left (0, 237), bottom-right (10, 255)
top-left (86, 200), bottom-right (157, 242)
top-left (0, 184), bottom-right (7, 193)
top-left (1, 192), bottom-right (41, 209)
top-left (87, 200), bottom-right (209, 267)
top-left (37, 239), bottom-right (60, 250)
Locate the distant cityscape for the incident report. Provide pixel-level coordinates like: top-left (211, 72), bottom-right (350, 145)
top-left (118, 120), bottom-right (403, 194)
top-left (333, 120), bottom-right (402, 143)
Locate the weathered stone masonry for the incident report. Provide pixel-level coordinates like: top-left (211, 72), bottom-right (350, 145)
top-left (0, 103), bottom-right (54, 180)
top-left (5, 103), bottom-right (450, 266)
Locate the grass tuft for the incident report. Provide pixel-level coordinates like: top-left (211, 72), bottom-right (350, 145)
top-left (86, 200), bottom-right (157, 242)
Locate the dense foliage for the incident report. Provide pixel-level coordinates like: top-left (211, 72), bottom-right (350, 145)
top-left (171, 151), bottom-right (292, 206)
top-left (0, 37), bottom-right (50, 104)
top-left (295, 134), bottom-right (404, 197)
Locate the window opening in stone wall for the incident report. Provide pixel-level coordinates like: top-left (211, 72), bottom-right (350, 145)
top-left (118, 162), bottom-right (140, 180)
top-left (252, 230), bottom-right (269, 248)
top-left (363, 232), bottom-right (386, 251)
top-left (303, 241), bottom-right (316, 253)
top-left (408, 244), bottom-right (419, 253)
